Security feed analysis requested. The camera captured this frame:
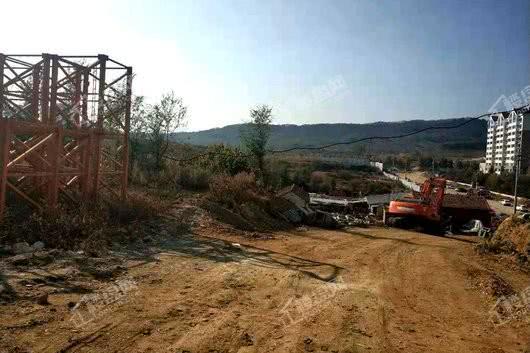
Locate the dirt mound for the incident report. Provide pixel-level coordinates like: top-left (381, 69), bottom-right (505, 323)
top-left (201, 200), bottom-right (290, 232)
top-left (201, 200), bottom-right (258, 231)
top-left (467, 268), bottom-right (516, 298)
top-left (204, 173), bottom-right (293, 232)
top-left (443, 193), bottom-right (491, 210)
top-left (494, 216), bottom-right (530, 256)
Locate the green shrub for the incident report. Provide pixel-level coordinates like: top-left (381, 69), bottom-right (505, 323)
top-left (199, 144), bottom-right (251, 176)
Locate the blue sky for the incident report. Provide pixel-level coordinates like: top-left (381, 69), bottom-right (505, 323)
top-left (2, 0), bottom-right (528, 130)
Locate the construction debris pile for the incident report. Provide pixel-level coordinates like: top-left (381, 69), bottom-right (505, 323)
top-left (330, 213), bottom-right (372, 227)
top-left (274, 187), bottom-right (375, 228)
top-left (204, 183), bottom-right (376, 232)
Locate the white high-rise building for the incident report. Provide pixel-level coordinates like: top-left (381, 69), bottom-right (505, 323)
top-left (480, 110), bottom-right (530, 174)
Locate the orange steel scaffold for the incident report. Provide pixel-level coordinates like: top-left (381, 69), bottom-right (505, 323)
top-left (0, 53), bottom-right (132, 219)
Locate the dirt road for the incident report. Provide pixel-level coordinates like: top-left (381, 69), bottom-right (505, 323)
top-left (1, 221), bottom-right (529, 353)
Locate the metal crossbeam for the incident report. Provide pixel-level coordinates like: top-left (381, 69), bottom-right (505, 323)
top-left (0, 54), bottom-right (132, 219)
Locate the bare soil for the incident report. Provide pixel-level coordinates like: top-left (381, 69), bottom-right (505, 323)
top-left (1, 203), bottom-right (529, 353)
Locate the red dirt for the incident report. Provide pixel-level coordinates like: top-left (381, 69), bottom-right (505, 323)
top-left (1, 205), bottom-right (529, 353)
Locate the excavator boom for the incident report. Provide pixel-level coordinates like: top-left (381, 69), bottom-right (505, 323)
top-left (385, 178), bottom-right (446, 231)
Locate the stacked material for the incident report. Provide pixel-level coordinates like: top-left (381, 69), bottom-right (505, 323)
top-left (443, 194), bottom-right (491, 210)
top-left (442, 194), bottom-right (493, 228)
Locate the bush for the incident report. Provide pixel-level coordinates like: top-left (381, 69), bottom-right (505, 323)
top-left (0, 205), bottom-right (109, 254)
top-left (174, 165), bottom-right (211, 191)
top-left (0, 194), bottom-right (162, 254)
top-left (142, 163), bottom-right (211, 191)
top-left (199, 144), bottom-right (251, 176)
top-left (208, 172), bottom-right (262, 209)
top-left (107, 194), bottom-right (162, 225)
top-left (130, 162), bottom-right (149, 186)
top-left (266, 160), bottom-right (291, 188)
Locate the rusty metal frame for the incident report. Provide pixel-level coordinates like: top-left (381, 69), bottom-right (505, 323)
top-left (0, 53), bottom-right (132, 219)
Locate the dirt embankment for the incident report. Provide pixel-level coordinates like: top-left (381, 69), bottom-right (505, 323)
top-left (1, 202), bottom-right (529, 353)
top-left (496, 217), bottom-right (530, 254)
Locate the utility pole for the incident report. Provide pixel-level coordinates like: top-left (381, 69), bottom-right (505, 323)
top-left (513, 151), bottom-right (521, 215)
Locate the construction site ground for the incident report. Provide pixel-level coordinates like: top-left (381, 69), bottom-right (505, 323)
top-left (1, 203), bottom-right (529, 353)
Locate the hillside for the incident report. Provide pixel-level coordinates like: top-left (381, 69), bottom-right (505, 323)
top-left (172, 118), bottom-right (487, 155)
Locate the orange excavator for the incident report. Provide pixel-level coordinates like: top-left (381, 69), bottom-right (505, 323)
top-left (384, 177), bottom-right (447, 233)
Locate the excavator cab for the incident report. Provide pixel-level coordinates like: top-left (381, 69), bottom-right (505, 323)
top-left (385, 178), bottom-right (447, 232)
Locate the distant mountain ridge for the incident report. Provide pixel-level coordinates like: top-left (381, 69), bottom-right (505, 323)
top-left (171, 118), bottom-right (487, 155)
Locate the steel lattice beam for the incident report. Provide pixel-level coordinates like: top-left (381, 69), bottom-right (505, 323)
top-left (0, 53), bottom-right (133, 219)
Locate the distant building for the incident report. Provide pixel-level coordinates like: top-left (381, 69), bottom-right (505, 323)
top-left (480, 110), bottom-right (530, 174)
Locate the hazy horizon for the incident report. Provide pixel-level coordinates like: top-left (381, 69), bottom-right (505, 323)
top-left (2, 0), bottom-right (528, 131)
top-left (176, 114), bottom-right (485, 134)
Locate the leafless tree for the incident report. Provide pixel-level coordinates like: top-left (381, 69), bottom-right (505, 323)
top-left (146, 91), bottom-right (187, 171)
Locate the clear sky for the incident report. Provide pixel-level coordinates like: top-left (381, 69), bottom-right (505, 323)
top-left (2, 0), bottom-right (528, 131)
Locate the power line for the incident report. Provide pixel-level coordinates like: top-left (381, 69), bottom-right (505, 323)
top-left (164, 106), bottom-right (528, 163)
top-left (268, 113), bottom-right (489, 154)
top-left (164, 112), bottom-right (488, 163)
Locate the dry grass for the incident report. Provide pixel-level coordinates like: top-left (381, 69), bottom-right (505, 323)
top-left (208, 172), bottom-right (265, 209)
top-left (205, 172), bottom-right (290, 232)
top-left (0, 193), bottom-right (164, 255)
top-left (132, 163), bottom-right (211, 191)
top-left (107, 193), bottom-right (163, 225)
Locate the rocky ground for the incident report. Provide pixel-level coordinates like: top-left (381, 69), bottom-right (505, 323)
top-left (0, 201), bottom-right (529, 353)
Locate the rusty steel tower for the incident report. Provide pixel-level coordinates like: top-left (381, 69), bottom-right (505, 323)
top-left (0, 53), bottom-right (132, 219)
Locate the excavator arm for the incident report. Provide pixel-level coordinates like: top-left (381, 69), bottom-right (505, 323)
top-left (385, 177), bottom-right (447, 231)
